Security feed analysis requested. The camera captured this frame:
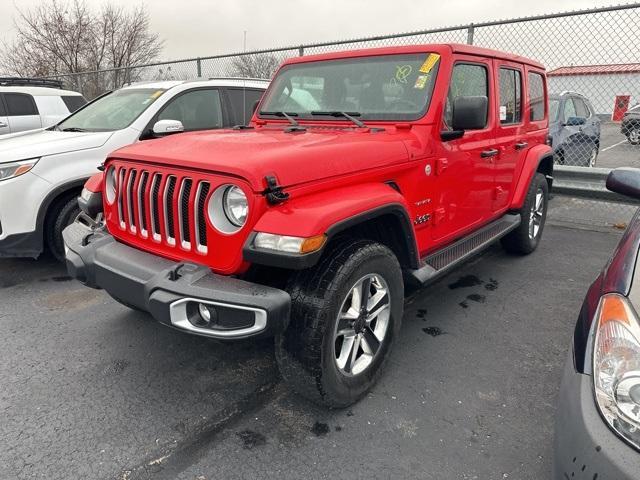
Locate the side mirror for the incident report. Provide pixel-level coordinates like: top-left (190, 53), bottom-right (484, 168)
top-left (606, 168), bottom-right (640, 200)
top-left (152, 119), bottom-right (184, 136)
top-left (452, 96), bottom-right (488, 131)
top-left (565, 116), bottom-right (586, 126)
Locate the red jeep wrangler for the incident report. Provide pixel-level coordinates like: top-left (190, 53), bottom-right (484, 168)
top-left (65, 44), bottom-right (552, 407)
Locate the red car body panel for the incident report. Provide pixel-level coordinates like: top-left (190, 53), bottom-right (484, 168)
top-left (99, 43), bottom-right (551, 275)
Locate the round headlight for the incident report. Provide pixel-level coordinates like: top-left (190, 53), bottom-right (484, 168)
top-left (223, 185), bottom-right (248, 227)
top-left (207, 184), bottom-right (249, 234)
top-left (105, 166), bottom-right (116, 204)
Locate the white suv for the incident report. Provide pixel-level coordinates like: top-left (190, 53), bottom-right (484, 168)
top-left (0, 78), bottom-right (87, 135)
top-left (0, 78), bottom-right (269, 260)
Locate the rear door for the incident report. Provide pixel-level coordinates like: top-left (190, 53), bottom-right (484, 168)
top-left (492, 61), bottom-right (525, 212)
top-left (432, 57), bottom-right (496, 245)
top-left (0, 95), bottom-right (10, 135)
top-left (4, 92), bottom-right (41, 132)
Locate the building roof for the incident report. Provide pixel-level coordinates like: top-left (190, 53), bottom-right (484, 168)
top-left (548, 64), bottom-right (640, 76)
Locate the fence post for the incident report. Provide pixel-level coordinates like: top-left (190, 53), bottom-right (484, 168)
top-left (196, 57), bottom-right (202, 78)
top-left (299, 46), bottom-right (304, 56)
top-left (466, 24), bottom-right (475, 45)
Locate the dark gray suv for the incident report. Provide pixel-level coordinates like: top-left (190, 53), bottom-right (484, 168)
top-left (549, 92), bottom-right (601, 167)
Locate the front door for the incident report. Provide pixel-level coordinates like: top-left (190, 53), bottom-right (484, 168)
top-left (4, 93), bottom-right (41, 133)
top-left (492, 61), bottom-right (525, 212)
top-left (431, 58), bottom-right (496, 246)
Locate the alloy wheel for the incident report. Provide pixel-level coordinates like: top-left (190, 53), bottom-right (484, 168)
top-left (529, 187), bottom-right (545, 240)
top-left (333, 274), bottom-right (391, 376)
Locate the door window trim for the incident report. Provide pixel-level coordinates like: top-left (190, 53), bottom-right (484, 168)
top-left (141, 87), bottom-right (226, 139)
top-left (442, 60), bottom-right (493, 133)
top-left (497, 66), bottom-right (524, 126)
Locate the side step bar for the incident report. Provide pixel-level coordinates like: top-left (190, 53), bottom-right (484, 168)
top-left (408, 213), bottom-right (521, 285)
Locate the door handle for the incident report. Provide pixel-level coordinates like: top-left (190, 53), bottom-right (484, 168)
top-left (514, 142), bottom-right (528, 150)
top-left (0, 122), bottom-right (7, 128)
top-left (480, 149), bottom-right (499, 158)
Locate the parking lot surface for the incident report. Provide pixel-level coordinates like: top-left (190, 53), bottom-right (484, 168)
top-left (0, 225), bottom-right (621, 479)
top-left (596, 121), bottom-right (638, 169)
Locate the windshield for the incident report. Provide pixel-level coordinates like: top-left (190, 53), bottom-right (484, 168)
top-left (259, 53), bottom-right (440, 121)
top-left (549, 99), bottom-right (560, 122)
top-left (57, 88), bottom-right (166, 132)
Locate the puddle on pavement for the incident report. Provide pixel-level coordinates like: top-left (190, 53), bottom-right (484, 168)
top-left (449, 275), bottom-right (483, 289)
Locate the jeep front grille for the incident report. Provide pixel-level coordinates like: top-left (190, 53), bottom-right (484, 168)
top-left (115, 166), bottom-right (211, 253)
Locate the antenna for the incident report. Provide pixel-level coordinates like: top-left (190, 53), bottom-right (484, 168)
top-left (243, 30), bottom-right (247, 126)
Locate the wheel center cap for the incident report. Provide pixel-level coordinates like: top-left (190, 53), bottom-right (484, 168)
top-left (354, 310), bottom-right (367, 333)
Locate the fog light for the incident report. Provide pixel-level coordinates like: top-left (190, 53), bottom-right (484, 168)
top-left (190, 303), bottom-right (217, 328)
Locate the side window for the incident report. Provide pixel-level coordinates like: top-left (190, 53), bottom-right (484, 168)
top-left (573, 98), bottom-right (590, 118)
top-left (226, 88), bottom-right (265, 125)
top-left (5, 93), bottom-right (38, 116)
top-left (528, 72), bottom-right (545, 121)
top-left (157, 89), bottom-right (223, 131)
top-left (443, 63), bottom-right (489, 130)
top-left (0, 96), bottom-right (6, 116)
top-left (498, 68), bottom-right (522, 124)
top-left (563, 98), bottom-right (577, 122)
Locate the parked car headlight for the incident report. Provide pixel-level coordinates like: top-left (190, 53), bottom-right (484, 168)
top-left (593, 293), bottom-right (640, 450)
top-left (223, 185), bottom-right (248, 227)
top-left (207, 184), bottom-right (248, 233)
top-left (105, 166), bottom-right (117, 204)
top-left (0, 158), bottom-right (39, 182)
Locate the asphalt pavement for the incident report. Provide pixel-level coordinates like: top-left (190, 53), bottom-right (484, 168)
top-left (0, 225), bottom-right (622, 480)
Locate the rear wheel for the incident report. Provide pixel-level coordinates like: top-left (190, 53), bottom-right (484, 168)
top-left (627, 127), bottom-right (640, 145)
top-left (46, 195), bottom-right (81, 262)
top-left (275, 239), bottom-right (404, 407)
top-left (501, 172), bottom-right (549, 255)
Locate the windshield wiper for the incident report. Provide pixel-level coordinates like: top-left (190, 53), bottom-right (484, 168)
top-left (259, 111), bottom-right (300, 127)
top-left (61, 127), bottom-right (88, 132)
top-left (310, 111), bottom-right (366, 128)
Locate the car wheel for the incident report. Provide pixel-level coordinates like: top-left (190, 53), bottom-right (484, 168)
top-left (46, 194), bottom-right (81, 262)
top-left (587, 143), bottom-right (598, 167)
top-left (501, 172), bottom-right (549, 255)
top-left (628, 128), bottom-right (640, 145)
top-left (275, 239), bottom-right (404, 407)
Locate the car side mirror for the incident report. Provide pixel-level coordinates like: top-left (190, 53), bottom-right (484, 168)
top-left (152, 119), bottom-right (184, 136)
top-left (565, 116), bottom-right (586, 126)
top-left (606, 168), bottom-right (640, 200)
top-left (442, 96), bottom-right (488, 141)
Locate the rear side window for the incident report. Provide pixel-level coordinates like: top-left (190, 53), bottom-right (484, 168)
top-left (443, 63), bottom-right (489, 130)
top-left (5, 93), bottom-right (38, 116)
top-left (528, 73), bottom-right (545, 121)
top-left (227, 88), bottom-right (265, 125)
top-left (498, 68), bottom-right (522, 124)
top-left (61, 95), bottom-right (87, 113)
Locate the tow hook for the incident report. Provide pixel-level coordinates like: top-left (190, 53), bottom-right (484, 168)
top-left (262, 175), bottom-right (290, 205)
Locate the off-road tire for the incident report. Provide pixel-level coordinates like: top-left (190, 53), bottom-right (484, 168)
top-left (275, 239), bottom-right (404, 408)
top-left (46, 195), bottom-right (81, 262)
top-left (501, 172), bottom-right (549, 255)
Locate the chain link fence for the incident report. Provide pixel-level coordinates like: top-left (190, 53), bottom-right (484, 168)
top-left (45, 3), bottom-right (640, 228)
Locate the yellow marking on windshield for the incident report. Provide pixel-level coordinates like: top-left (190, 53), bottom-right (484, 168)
top-left (419, 53), bottom-right (440, 74)
top-left (395, 65), bottom-right (413, 84)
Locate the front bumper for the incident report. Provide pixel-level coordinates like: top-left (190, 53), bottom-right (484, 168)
top-left (554, 349), bottom-right (640, 479)
top-left (62, 218), bottom-right (291, 340)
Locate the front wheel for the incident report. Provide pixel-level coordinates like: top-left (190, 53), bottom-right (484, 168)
top-left (501, 172), bottom-right (549, 255)
top-left (46, 195), bottom-right (81, 262)
top-left (275, 239), bottom-right (404, 407)
top-left (627, 127), bottom-right (640, 145)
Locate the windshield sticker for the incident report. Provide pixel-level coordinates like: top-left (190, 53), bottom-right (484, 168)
top-left (419, 53), bottom-right (441, 74)
top-left (414, 75), bottom-right (429, 89)
top-left (151, 90), bottom-right (164, 99)
top-left (500, 105), bottom-right (507, 121)
top-left (395, 65), bottom-right (413, 84)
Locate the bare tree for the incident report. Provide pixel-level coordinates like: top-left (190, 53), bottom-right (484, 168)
top-left (0, 0), bottom-right (163, 96)
top-left (230, 54), bottom-right (281, 79)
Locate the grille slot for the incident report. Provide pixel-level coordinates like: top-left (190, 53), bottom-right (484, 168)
top-left (113, 166), bottom-right (211, 253)
top-left (195, 182), bottom-right (210, 252)
top-left (178, 178), bottom-right (193, 248)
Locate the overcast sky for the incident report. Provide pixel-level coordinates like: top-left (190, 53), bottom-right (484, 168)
top-left (0, 0), bottom-right (629, 60)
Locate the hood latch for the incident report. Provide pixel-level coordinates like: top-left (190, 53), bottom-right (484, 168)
top-left (262, 175), bottom-right (289, 205)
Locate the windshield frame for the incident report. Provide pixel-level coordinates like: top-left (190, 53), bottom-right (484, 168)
top-left (54, 87), bottom-right (168, 133)
top-left (258, 52), bottom-right (441, 123)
